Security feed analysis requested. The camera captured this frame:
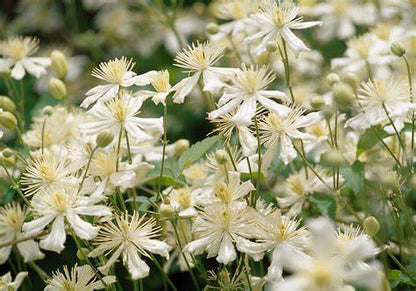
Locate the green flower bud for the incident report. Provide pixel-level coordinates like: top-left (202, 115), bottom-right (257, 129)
top-left (390, 41), bottom-right (406, 57)
top-left (1, 148), bottom-right (14, 158)
top-left (333, 83), bottom-right (354, 106)
top-left (43, 106), bottom-right (54, 116)
top-left (363, 216), bottom-right (380, 237)
top-left (326, 73), bottom-right (340, 87)
top-left (310, 95), bottom-right (324, 109)
top-left (0, 96), bottom-right (16, 112)
top-left (76, 248), bottom-right (90, 260)
top-left (205, 22), bottom-right (219, 34)
top-left (0, 111), bottom-right (17, 129)
top-left (215, 149), bottom-right (228, 165)
top-left (342, 72), bottom-right (360, 91)
top-left (159, 203), bottom-right (175, 217)
top-left (266, 41), bottom-right (278, 53)
top-left (50, 50), bottom-right (68, 79)
top-left (174, 139), bottom-right (190, 156)
top-left (48, 78), bottom-right (67, 100)
top-left (321, 150), bottom-right (347, 167)
top-left (96, 131), bottom-right (114, 148)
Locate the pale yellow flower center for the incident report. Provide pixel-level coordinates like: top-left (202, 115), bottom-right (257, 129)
top-left (310, 261), bottom-right (332, 287)
top-left (40, 164), bottom-right (55, 182)
top-left (151, 71), bottom-right (170, 93)
top-left (175, 188), bottom-right (192, 208)
top-left (287, 175), bottom-right (305, 195)
top-left (5, 210), bottom-right (24, 231)
top-left (51, 191), bottom-right (68, 213)
top-left (214, 182), bottom-right (233, 203)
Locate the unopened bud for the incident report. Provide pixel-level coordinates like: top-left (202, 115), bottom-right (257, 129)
top-left (0, 96), bottom-right (16, 112)
top-left (326, 73), bottom-right (340, 87)
top-left (96, 131), bottom-right (113, 148)
top-left (50, 50), bottom-right (68, 79)
top-left (215, 150), bottom-right (228, 165)
top-left (342, 72), bottom-right (360, 91)
top-left (1, 148), bottom-right (14, 158)
top-left (310, 95), bottom-right (324, 109)
top-left (174, 139), bottom-right (190, 156)
top-left (159, 203), bottom-right (175, 217)
top-left (363, 216), bottom-right (380, 237)
top-left (266, 41), bottom-right (278, 53)
top-left (48, 78), bottom-right (67, 100)
top-left (205, 22), bottom-right (219, 34)
top-left (43, 106), bottom-right (54, 116)
top-left (0, 111), bottom-right (17, 129)
top-left (391, 41), bottom-right (406, 57)
top-left (321, 150), bottom-right (347, 167)
top-left (76, 248), bottom-right (90, 260)
top-left (333, 83), bottom-right (354, 106)
top-left (0, 155), bottom-right (15, 167)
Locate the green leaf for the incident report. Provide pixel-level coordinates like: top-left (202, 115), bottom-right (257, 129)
top-left (309, 193), bottom-right (336, 219)
top-left (357, 126), bottom-right (389, 155)
top-left (178, 135), bottom-right (221, 171)
top-left (388, 270), bottom-right (416, 287)
top-left (340, 162), bottom-right (364, 194)
top-left (147, 168), bottom-right (185, 188)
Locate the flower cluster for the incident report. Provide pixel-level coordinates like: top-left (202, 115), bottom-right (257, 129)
top-left (0, 0), bottom-right (415, 290)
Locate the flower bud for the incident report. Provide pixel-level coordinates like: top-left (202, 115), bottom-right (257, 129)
top-left (159, 203), bottom-right (175, 217)
top-left (266, 41), bottom-right (278, 53)
top-left (321, 150), bottom-right (347, 167)
top-left (0, 111), bottom-right (17, 129)
top-left (342, 72), bottom-right (359, 91)
top-left (50, 50), bottom-right (68, 79)
top-left (174, 139), bottom-right (190, 156)
top-left (215, 149), bottom-right (228, 165)
top-left (0, 155), bottom-right (15, 167)
top-left (205, 22), bottom-right (219, 34)
top-left (76, 248), bottom-right (90, 260)
top-left (310, 95), bottom-right (324, 109)
top-left (333, 83), bottom-right (354, 106)
top-left (1, 148), bottom-right (14, 158)
top-left (96, 131), bottom-right (114, 148)
top-left (326, 73), bottom-right (340, 87)
top-left (42, 106), bottom-right (54, 116)
top-left (48, 78), bottom-right (67, 100)
top-left (390, 41), bottom-right (406, 57)
top-left (363, 216), bottom-right (380, 237)
top-left (0, 96), bottom-right (16, 112)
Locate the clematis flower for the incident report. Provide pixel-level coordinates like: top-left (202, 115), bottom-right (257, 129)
top-left (45, 264), bottom-right (116, 291)
top-left (22, 187), bottom-right (111, 253)
top-left (0, 203), bottom-right (44, 264)
top-left (89, 211), bottom-right (171, 280)
top-left (208, 65), bottom-right (290, 125)
top-left (0, 36), bottom-right (50, 80)
top-left (0, 271), bottom-right (28, 291)
top-left (171, 42), bottom-right (236, 103)
top-left (79, 92), bottom-right (163, 144)
top-left (259, 107), bottom-right (321, 169)
top-left (81, 57), bottom-right (156, 108)
top-left (244, 0), bottom-right (321, 56)
top-left (135, 70), bottom-right (171, 106)
top-left (185, 203), bottom-right (257, 265)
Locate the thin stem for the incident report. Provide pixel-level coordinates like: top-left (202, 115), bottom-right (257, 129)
top-left (403, 55), bottom-right (414, 169)
top-left (253, 115), bottom-right (262, 206)
top-left (148, 253), bottom-right (178, 291)
top-left (158, 105), bottom-right (168, 198)
top-left (279, 38), bottom-right (295, 103)
top-left (41, 117), bottom-right (47, 154)
top-left (115, 126), bottom-right (123, 172)
top-left (227, 35), bottom-right (243, 64)
top-left (125, 129), bottom-right (132, 164)
top-left (27, 261), bottom-right (51, 281)
top-left (0, 163), bottom-right (30, 206)
top-left (0, 230), bottom-right (49, 248)
top-left (382, 103), bottom-right (406, 151)
top-left (78, 146), bottom-right (98, 193)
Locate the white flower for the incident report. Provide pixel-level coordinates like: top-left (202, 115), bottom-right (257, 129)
top-left (81, 57), bottom-right (156, 108)
top-left (22, 187), bottom-right (111, 253)
top-left (208, 65), bottom-right (290, 125)
top-left (275, 167), bottom-right (333, 217)
top-left (185, 203), bottom-right (257, 265)
top-left (80, 93), bottom-right (163, 143)
top-left (0, 271), bottom-right (28, 291)
top-left (88, 211), bottom-right (171, 280)
top-left (274, 217), bottom-right (382, 291)
top-left (0, 36), bottom-right (50, 80)
top-left (331, 33), bottom-right (393, 76)
top-left (211, 171), bottom-right (255, 205)
top-left (21, 150), bottom-right (78, 197)
top-left (244, 0), bottom-right (321, 56)
top-left (168, 186), bottom-right (201, 217)
top-left (259, 107), bottom-right (321, 169)
top-left (238, 210), bottom-right (310, 281)
top-left (305, 0), bottom-right (377, 42)
top-left (345, 78), bottom-right (415, 132)
top-left (45, 264), bottom-right (116, 291)
top-left (136, 70), bottom-right (171, 105)
top-left (171, 42), bottom-right (236, 103)
top-left (0, 203), bottom-right (44, 264)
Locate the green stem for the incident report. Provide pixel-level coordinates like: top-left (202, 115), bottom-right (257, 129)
top-left (279, 38), bottom-right (295, 103)
top-left (403, 55), bottom-right (414, 169)
top-left (0, 163), bottom-right (30, 206)
top-left (148, 253), bottom-right (178, 291)
top-left (125, 129), bottom-right (132, 164)
top-left (78, 146), bottom-right (98, 193)
top-left (158, 105), bottom-right (168, 199)
top-left (253, 115), bottom-right (262, 207)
